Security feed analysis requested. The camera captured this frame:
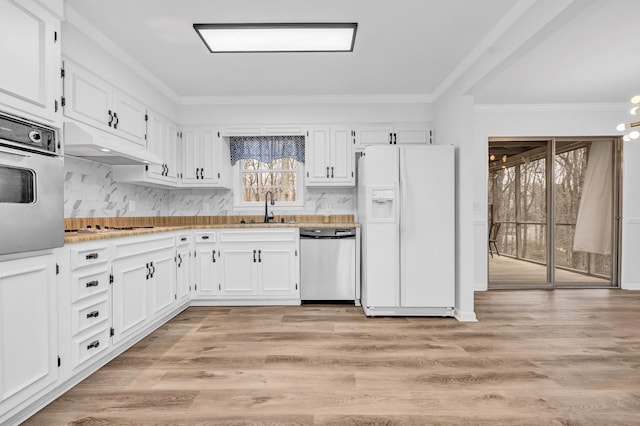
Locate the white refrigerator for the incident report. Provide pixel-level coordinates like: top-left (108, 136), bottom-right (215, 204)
top-left (357, 145), bottom-right (455, 316)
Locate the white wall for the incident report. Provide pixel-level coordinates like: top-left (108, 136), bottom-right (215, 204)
top-left (473, 104), bottom-right (639, 290)
top-left (434, 92), bottom-right (477, 322)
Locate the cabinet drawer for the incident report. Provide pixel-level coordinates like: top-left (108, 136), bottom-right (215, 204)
top-left (72, 298), bottom-right (109, 337)
top-left (195, 232), bottom-right (217, 243)
top-left (71, 268), bottom-right (109, 303)
top-left (72, 327), bottom-right (111, 369)
top-left (112, 235), bottom-right (175, 260)
top-left (220, 229), bottom-right (297, 243)
top-left (176, 233), bottom-right (192, 245)
top-left (69, 245), bottom-right (109, 270)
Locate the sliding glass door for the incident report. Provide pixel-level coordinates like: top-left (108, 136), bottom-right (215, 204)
top-left (488, 137), bottom-right (620, 288)
top-left (553, 140), bottom-right (616, 285)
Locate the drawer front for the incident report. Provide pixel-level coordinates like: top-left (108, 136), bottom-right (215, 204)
top-left (71, 268), bottom-right (110, 303)
top-left (195, 232), bottom-right (217, 243)
top-left (72, 298), bottom-right (109, 336)
top-left (72, 327), bottom-right (111, 369)
top-left (220, 229), bottom-right (298, 243)
top-left (69, 245), bottom-right (109, 270)
top-left (176, 233), bottom-right (192, 246)
top-left (112, 235), bottom-right (175, 260)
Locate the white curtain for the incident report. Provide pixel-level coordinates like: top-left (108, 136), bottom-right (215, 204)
top-left (573, 143), bottom-right (612, 255)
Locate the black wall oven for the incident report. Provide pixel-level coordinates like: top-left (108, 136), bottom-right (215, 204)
top-left (0, 112), bottom-right (63, 255)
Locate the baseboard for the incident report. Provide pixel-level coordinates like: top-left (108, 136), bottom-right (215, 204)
top-left (190, 298), bottom-right (301, 306)
top-left (454, 308), bottom-right (478, 322)
top-left (621, 283), bottom-right (640, 291)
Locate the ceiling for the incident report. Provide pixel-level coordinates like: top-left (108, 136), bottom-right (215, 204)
top-left (65, 0), bottom-right (639, 103)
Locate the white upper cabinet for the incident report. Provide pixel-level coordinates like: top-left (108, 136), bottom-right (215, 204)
top-left (63, 60), bottom-right (147, 147)
top-left (354, 123), bottom-right (431, 150)
top-left (181, 127), bottom-right (231, 188)
top-left (305, 125), bottom-right (355, 187)
top-left (112, 111), bottom-right (180, 187)
top-left (111, 91), bottom-right (147, 146)
top-left (394, 124), bottom-right (432, 145)
top-left (0, 0), bottom-right (61, 125)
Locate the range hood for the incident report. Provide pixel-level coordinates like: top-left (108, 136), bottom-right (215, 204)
top-left (63, 121), bottom-right (162, 165)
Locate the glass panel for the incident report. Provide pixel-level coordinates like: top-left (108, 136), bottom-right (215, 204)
top-left (518, 157), bottom-right (546, 266)
top-left (241, 170), bottom-right (298, 203)
top-left (489, 140), bottom-right (548, 286)
top-left (0, 166), bottom-right (35, 203)
top-left (554, 142), bottom-right (612, 284)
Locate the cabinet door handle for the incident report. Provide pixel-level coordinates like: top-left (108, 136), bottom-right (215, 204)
top-left (253, 250), bottom-right (256, 263)
top-left (180, 237), bottom-right (187, 242)
top-left (86, 310), bottom-right (100, 319)
top-left (108, 110), bottom-right (113, 127)
top-left (113, 112), bottom-right (119, 129)
top-left (201, 235), bottom-right (209, 240)
top-left (331, 166), bottom-right (334, 178)
top-left (85, 280), bottom-right (99, 288)
top-left (146, 262), bottom-right (150, 279)
top-left (389, 132), bottom-right (393, 144)
top-left (150, 262), bottom-right (155, 277)
top-left (178, 254), bottom-right (182, 267)
top-left (86, 340), bottom-right (100, 350)
top-left (394, 133), bottom-right (397, 144)
top-left (212, 251), bottom-right (216, 263)
top-left (85, 253), bottom-right (99, 260)
top-left (195, 168), bottom-right (200, 179)
top-left (326, 166), bottom-right (329, 178)
top-left (258, 250), bottom-right (262, 263)
top-left (200, 168), bottom-right (204, 179)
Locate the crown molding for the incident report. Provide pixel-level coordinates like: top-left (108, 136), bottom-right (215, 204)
top-left (179, 94), bottom-right (433, 106)
top-left (474, 103), bottom-right (627, 112)
top-left (65, 5), bottom-right (181, 104)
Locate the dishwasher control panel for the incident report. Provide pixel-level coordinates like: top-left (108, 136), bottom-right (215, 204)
top-left (299, 227), bottom-right (356, 239)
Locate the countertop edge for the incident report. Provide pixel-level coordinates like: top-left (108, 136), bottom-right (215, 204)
top-left (64, 223), bottom-right (360, 244)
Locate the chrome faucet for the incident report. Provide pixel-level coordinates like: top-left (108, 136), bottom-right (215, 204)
top-left (264, 191), bottom-right (275, 223)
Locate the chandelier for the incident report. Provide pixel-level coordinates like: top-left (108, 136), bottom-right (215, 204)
top-left (616, 95), bottom-right (640, 141)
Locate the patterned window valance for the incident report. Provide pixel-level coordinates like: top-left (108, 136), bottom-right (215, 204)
top-left (229, 135), bottom-right (305, 164)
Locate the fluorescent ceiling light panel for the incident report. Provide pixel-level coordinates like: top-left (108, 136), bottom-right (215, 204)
top-left (193, 23), bottom-right (357, 53)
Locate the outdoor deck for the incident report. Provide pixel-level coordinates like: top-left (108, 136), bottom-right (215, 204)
top-left (489, 255), bottom-right (610, 285)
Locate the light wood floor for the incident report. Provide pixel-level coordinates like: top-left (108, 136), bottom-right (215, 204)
top-left (25, 290), bottom-right (640, 425)
top-left (489, 255), bottom-right (610, 285)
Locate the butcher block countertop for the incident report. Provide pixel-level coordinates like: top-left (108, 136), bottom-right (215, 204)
top-left (64, 215), bottom-right (359, 243)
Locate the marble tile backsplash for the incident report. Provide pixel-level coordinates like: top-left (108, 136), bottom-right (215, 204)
top-left (64, 157), bottom-right (355, 218)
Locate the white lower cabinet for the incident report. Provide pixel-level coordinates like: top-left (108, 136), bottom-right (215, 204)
top-left (0, 253), bottom-right (57, 420)
top-left (176, 233), bottom-right (193, 303)
top-left (111, 235), bottom-right (176, 344)
top-left (218, 229), bottom-right (300, 300)
top-left (6, 228), bottom-right (302, 423)
top-left (219, 247), bottom-right (257, 296)
top-left (259, 245), bottom-right (299, 297)
top-left (194, 232), bottom-right (220, 297)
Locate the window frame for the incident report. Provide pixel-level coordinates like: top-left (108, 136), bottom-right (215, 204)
top-left (232, 158), bottom-right (305, 210)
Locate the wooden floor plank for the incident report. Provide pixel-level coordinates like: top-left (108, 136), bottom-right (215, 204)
top-left (23, 290), bottom-right (640, 425)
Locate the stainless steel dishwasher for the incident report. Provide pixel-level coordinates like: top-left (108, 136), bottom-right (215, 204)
top-left (300, 227), bottom-right (356, 302)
